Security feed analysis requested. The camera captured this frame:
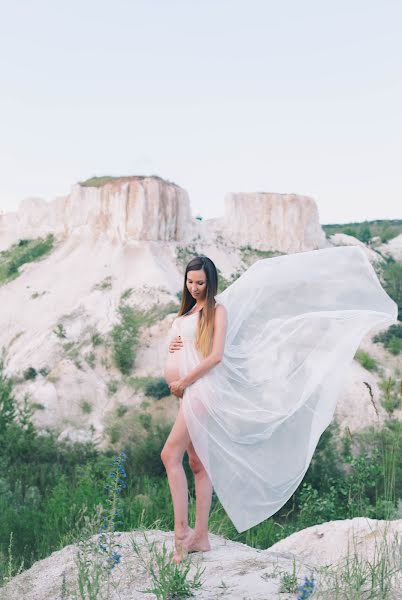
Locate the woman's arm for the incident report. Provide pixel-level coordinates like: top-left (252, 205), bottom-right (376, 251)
top-left (181, 304), bottom-right (228, 388)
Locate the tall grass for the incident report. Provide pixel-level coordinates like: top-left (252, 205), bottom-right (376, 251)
top-left (0, 350), bottom-right (400, 591)
top-left (0, 235), bottom-right (54, 284)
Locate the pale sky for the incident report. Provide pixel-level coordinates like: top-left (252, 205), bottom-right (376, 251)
top-left (0, 0), bottom-right (401, 223)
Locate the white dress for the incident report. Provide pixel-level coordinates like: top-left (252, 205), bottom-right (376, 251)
top-left (164, 246), bottom-right (398, 533)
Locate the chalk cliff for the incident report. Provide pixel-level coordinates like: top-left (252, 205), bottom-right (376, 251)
top-left (0, 176), bottom-right (192, 250)
top-left (219, 192), bottom-right (328, 253)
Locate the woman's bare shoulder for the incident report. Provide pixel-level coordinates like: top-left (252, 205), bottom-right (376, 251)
top-left (214, 303), bottom-right (228, 318)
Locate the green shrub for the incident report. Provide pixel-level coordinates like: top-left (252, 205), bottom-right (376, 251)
top-left (373, 324), bottom-right (402, 355)
top-left (380, 261), bottom-right (402, 321)
top-left (354, 350), bottom-right (378, 371)
top-left (23, 367), bottom-right (37, 380)
top-left (80, 400), bottom-right (92, 414)
top-left (91, 332), bottom-right (103, 346)
top-left (144, 378), bottom-right (171, 400)
top-left (0, 234), bottom-right (54, 284)
top-left (107, 379), bottom-right (119, 396)
top-left (120, 288), bottom-right (133, 301)
top-left (379, 376), bottom-right (402, 414)
top-left (94, 276), bottom-right (112, 291)
top-left (110, 304), bottom-right (142, 375)
top-left (85, 352), bottom-right (96, 369)
top-left (110, 301), bottom-right (174, 376)
top-left (79, 176), bottom-right (118, 187)
top-left (53, 323), bottom-right (67, 338)
top-left (116, 405), bottom-right (128, 418)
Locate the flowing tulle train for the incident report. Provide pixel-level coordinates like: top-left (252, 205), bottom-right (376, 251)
top-left (176, 246), bottom-right (398, 532)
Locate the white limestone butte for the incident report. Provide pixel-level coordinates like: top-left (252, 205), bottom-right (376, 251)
top-left (0, 176), bottom-right (192, 251)
top-left (221, 192), bottom-right (328, 253)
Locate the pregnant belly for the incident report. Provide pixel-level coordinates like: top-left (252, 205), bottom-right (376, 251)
top-left (164, 350), bottom-right (182, 385)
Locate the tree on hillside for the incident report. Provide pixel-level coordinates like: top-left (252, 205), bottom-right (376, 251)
top-left (381, 260), bottom-right (402, 321)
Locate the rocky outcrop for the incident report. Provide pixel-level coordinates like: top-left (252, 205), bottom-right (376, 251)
top-left (0, 178), bottom-right (330, 254)
top-left (378, 232), bottom-right (402, 261)
top-left (0, 176), bottom-right (192, 250)
top-left (2, 519), bottom-right (401, 599)
top-left (219, 192), bottom-right (328, 253)
top-left (328, 232), bottom-right (385, 264)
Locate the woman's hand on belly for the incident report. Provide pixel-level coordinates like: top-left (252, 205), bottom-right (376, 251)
top-left (169, 378), bottom-right (186, 398)
top-left (169, 336), bottom-right (183, 353)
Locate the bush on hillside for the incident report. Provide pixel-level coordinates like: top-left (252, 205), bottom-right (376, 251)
top-left (373, 323), bottom-right (402, 355)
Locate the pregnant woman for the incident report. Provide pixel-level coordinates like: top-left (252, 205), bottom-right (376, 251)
top-left (162, 255), bottom-right (227, 563)
top-left (162, 248), bottom-right (397, 564)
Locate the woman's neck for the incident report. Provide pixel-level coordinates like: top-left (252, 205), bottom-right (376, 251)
top-left (191, 300), bottom-right (205, 312)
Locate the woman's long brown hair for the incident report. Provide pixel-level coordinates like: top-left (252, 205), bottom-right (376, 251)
top-left (177, 255), bottom-right (218, 357)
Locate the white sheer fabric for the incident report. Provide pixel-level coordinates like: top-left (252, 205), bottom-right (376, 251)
top-left (166, 246), bottom-right (398, 532)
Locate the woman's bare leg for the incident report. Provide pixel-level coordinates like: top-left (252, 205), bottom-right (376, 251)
top-left (160, 401), bottom-right (194, 562)
top-left (186, 441), bottom-right (212, 551)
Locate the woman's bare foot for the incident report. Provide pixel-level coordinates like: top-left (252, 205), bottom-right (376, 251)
top-left (187, 531), bottom-right (211, 553)
top-left (171, 527), bottom-right (195, 564)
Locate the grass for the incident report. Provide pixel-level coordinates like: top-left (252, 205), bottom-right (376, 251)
top-left (0, 350), bottom-right (401, 596)
top-left (144, 378), bottom-right (171, 400)
top-left (373, 323), bottom-right (402, 356)
top-left (354, 350), bottom-right (378, 372)
top-left (110, 300), bottom-right (179, 376)
top-left (175, 244), bottom-right (199, 269)
top-left (80, 400), bottom-right (93, 415)
top-left (0, 235), bottom-right (55, 285)
top-left (106, 379), bottom-right (119, 396)
top-left (239, 244), bottom-right (284, 272)
top-left (130, 531), bottom-right (205, 599)
top-left (322, 219), bottom-right (402, 244)
top-left (379, 376), bottom-right (402, 414)
top-left (312, 522), bottom-right (401, 599)
top-left (85, 352), bottom-right (96, 369)
top-left (78, 174), bottom-right (179, 188)
top-left (125, 376), bottom-right (156, 390)
top-left (93, 276), bottom-right (112, 291)
top-left (91, 332), bottom-right (103, 346)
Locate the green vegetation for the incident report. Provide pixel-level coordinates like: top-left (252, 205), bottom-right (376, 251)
top-left (93, 276), bottom-right (112, 291)
top-left (23, 367), bottom-right (37, 380)
top-left (80, 400), bottom-right (92, 415)
top-left (379, 376), bottom-right (402, 414)
top-left (131, 532), bottom-right (205, 599)
top-left (354, 350), bottom-right (378, 372)
top-left (79, 176), bottom-right (120, 187)
top-left (240, 244), bottom-right (282, 262)
top-left (278, 559), bottom-right (298, 593)
top-left (78, 175), bottom-right (178, 188)
top-left (110, 301), bottom-right (180, 376)
top-left (53, 323), bottom-right (67, 339)
top-left (106, 379), bottom-right (119, 396)
top-left (216, 267), bottom-right (242, 293)
top-left (144, 378), bottom-right (171, 400)
top-left (0, 235), bottom-right (55, 285)
top-left (62, 341), bottom-right (83, 370)
top-left (126, 375), bottom-right (156, 391)
top-left (120, 287), bottom-right (133, 301)
top-left (322, 219), bottom-right (402, 244)
top-left (175, 243), bottom-right (200, 269)
top-left (91, 332), bottom-right (103, 346)
top-left (379, 260), bottom-right (402, 321)
top-left (110, 304), bottom-right (142, 375)
top-left (1, 351), bottom-right (401, 595)
top-left (373, 324), bottom-right (402, 355)
top-left (85, 352), bottom-right (96, 369)
top-left (115, 405), bottom-right (128, 418)
top-left (310, 526), bottom-right (400, 599)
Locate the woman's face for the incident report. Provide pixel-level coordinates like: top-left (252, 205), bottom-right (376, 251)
top-left (186, 268), bottom-right (207, 301)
